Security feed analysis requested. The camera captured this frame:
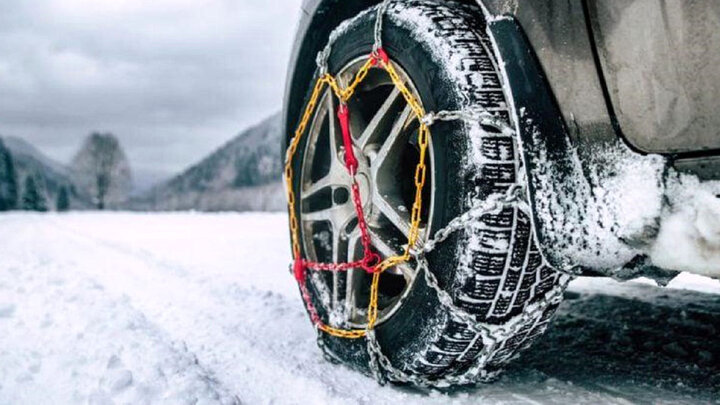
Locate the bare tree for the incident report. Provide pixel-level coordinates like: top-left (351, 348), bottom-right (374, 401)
top-left (70, 132), bottom-right (132, 209)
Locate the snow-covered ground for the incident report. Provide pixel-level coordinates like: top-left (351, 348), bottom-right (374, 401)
top-left (0, 213), bottom-right (718, 404)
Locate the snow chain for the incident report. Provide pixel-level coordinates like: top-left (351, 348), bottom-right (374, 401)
top-left (284, 0), bottom-right (573, 387)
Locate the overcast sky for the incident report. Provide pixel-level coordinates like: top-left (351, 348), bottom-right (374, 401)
top-left (0, 0), bottom-right (303, 180)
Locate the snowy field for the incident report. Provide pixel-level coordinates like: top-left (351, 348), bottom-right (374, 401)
top-left (0, 212), bottom-right (718, 404)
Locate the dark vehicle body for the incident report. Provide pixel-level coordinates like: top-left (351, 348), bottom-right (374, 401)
top-left (285, 0), bottom-right (720, 180)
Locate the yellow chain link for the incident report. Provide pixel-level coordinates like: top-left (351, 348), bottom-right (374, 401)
top-left (285, 76), bottom-right (330, 260)
top-left (285, 54), bottom-right (431, 338)
top-left (339, 57), bottom-right (375, 102)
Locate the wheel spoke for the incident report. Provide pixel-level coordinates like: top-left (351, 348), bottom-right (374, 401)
top-left (371, 193), bottom-right (411, 237)
top-left (331, 221), bottom-right (343, 310)
top-left (344, 231), bottom-right (362, 320)
top-left (357, 87), bottom-right (403, 149)
top-left (331, 221), bottom-right (344, 263)
top-left (373, 103), bottom-right (413, 170)
top-left (302, 95), bottom-right (353, 201)
top-left (326, 93), bottom-right (347, 172)
top-left (301, 201), bottom-right (355, 226)
top-left (302, 166), bottom-right (351, 200)
top-left (302, 174), bottom-right (334, 199)
top-left (368, 103), bottom-right (415, 237)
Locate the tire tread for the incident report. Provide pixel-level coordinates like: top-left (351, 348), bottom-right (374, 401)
top-left (383, 0), bottom-right (564, 380)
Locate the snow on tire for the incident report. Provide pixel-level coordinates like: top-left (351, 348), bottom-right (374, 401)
top-left (287, 0), bottom-right (567, 384)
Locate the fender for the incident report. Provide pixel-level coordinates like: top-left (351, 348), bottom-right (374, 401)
top-left (487, 16), bottom-right (669, 275)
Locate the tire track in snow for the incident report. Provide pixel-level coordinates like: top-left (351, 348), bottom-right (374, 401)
top-left (37, 216), bottom-right (392, 404)
top-left (0, 230), bottom-right (239, 404)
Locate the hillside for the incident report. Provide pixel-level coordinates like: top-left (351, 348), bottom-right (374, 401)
top-left (3, 136), bottom-right (67, 175)
top-left (129, 113), bottom-right (285, 212)
top-left (3, 136), bottom-right (92, 209)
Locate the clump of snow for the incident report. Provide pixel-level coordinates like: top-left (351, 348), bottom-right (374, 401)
top-left (525, 130), bottom-right (667, 272)
top-left (586, 146), bottom-right (665, 250)
top-left (649, 173), bottom-right (720, 277)
top-left (522, 119), bottom-right (719, 278)
top-left (522, 121), bottom-right (720, 278)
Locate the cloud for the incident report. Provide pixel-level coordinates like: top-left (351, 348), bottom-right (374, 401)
top-left (0, 0), bottom-right (303, 177)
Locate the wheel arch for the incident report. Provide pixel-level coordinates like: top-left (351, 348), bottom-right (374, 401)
top-left (486, 13), bottom-right (668, 276)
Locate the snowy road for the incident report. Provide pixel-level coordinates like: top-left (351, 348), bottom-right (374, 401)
top-left (0, 213), bottom-right (718, 404)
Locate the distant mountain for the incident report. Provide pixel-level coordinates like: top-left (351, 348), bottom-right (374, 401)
top-left (129, 113), bottom-right (285, 212)
top-left (3, 136), bottom-right (92, 209)
top-left (4, 137), bottom-right (68, 176)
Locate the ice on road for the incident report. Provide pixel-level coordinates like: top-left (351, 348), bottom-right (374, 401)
top-left (0, 213), bottom-right (718, 404)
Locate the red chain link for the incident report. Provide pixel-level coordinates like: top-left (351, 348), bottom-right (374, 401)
top-left (370, 47), bottom-right (389, 66)
top-left (337, 104), bottom-right (359, 176)
top-left (351, 181), bottom-right (380, 270)
top-left (292, 90), bottom-right (381, 308)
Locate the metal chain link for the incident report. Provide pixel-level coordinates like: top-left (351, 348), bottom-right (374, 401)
top-left (365, 270), bottom-right (571, 388)
top-left (362, 185), bottom-right (573, 388)
top-left (373, 0), bottom-right (391, 54)
top-left (410, 184), bottom-right (523, 257)
top-left (317, 0), bottom-right (391, 75)
top-left (421, 107), bottom-right (515, 137)
top-left (316, 35), bottom-right (333, 76)
top-left (365, 264), bottom-right (571, 388)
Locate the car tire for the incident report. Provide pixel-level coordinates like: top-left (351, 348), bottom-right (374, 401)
top-left (287, 0), bottom-right (567, 384)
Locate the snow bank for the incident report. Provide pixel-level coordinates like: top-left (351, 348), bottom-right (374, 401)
top-left (650, 175), bottom-right (720, 277)
top-left (524, 132), bottom-right (720, 278)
